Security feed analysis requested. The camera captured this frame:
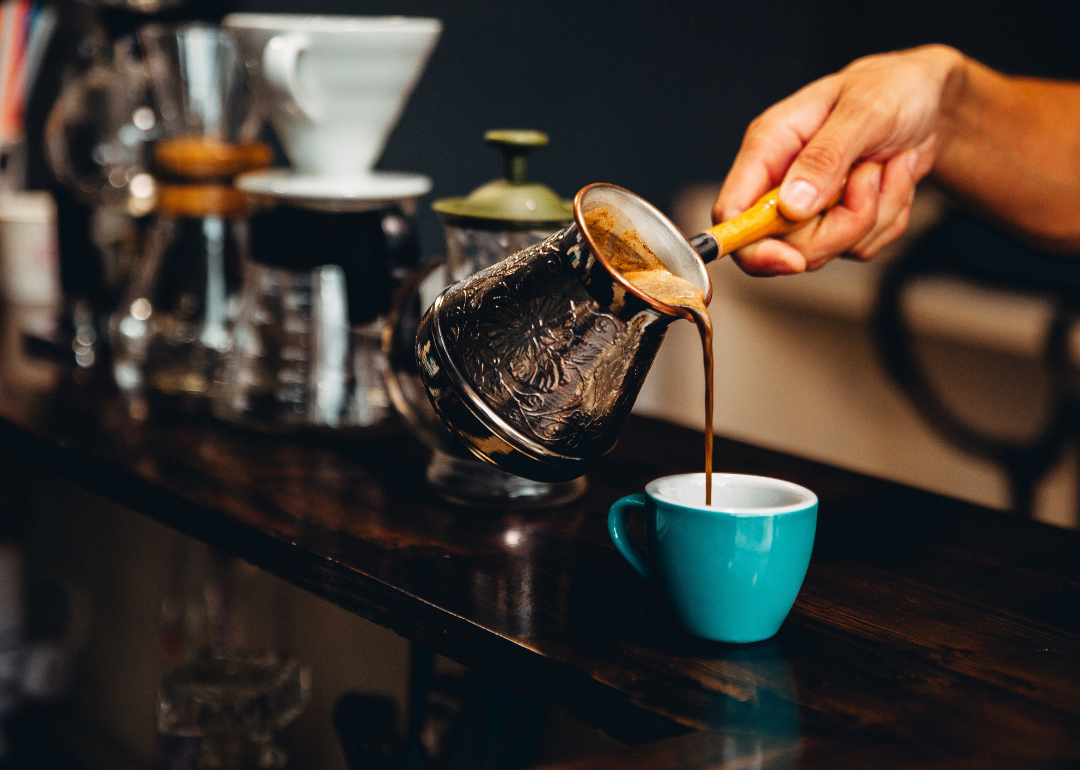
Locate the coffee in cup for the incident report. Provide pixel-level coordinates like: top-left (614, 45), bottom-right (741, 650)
top-left (608, 473), bottom-right (816, 643)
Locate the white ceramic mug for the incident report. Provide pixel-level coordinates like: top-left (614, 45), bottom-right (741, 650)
top-left (223, 14), bottom-right (441, 178)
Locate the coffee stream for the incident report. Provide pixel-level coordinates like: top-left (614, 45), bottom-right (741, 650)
top-left (585, 209), bottom-right (715, 505)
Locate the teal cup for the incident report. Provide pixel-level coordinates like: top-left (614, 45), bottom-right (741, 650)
top-left (608, 473), bottom-right (817, 643)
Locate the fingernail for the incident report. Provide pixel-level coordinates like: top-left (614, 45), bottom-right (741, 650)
top-left (767, 260), bottom-right (802, 276)
top-left (905, 149), bottom-right (919, 176)
top-left (870, 163), bottom-right (883, 189)
top-left (781, 179), bottom-right (818, 213)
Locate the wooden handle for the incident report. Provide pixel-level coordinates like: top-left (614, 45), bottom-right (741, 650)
top-left (706, 184), bottom-right (845, 257)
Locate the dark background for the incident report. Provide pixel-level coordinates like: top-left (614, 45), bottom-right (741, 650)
top-left (30, 0), bottom-right (1080, 257)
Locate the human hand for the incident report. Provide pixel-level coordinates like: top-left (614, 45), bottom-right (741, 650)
top-left (714, 44), bottom-right (966, 275)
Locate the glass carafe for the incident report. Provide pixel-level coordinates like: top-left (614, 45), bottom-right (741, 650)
top-left (44, 36), bottom-right (155, 208)
top-left (44, 35), bottom-right (158, 367)
top-left (212, 204), bottom-right (418, 435)
top-left (111, 199), bottom-right (248, 407)
top-left (110, 23), bottom-right (268, 409)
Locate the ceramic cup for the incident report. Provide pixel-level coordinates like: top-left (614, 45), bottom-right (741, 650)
top-left (223, 14), bottom-right (441, 178)
top-left (608, 473), bottom-right (817, 643)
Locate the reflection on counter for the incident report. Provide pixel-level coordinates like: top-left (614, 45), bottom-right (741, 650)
top-left (158, 540), bottom-right (310, 770)
top-left (701, 641), bottom-right (800, 737)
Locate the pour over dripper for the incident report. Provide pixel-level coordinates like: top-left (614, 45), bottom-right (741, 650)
top-left (222, 14), bottom-right (441, 179)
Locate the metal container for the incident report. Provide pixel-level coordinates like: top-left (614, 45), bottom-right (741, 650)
top-left (387, 130), bottom-right (590, 506)
top-left (416, 183), bottom-right (712, 482)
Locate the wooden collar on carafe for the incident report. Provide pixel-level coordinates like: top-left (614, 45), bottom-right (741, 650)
top-left (153, 137), bottom-right (272, 218)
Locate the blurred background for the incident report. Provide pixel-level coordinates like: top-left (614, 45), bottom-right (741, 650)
top-left (4, 1), bottom-right (1080, 769)
top-left (29, 0), bottom-right (1080, 255)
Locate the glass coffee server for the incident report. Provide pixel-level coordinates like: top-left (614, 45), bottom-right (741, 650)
top-left (109, 23), bottom-right (269, 409)
top-left (211, 191), bottom-right (424, 435)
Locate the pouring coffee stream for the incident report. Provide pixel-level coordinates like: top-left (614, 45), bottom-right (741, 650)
top-left (583, 205), bottom-right (716, 502)
top-left (591, 185), bottom-right (838, 505)
top-left (412, 183), bottom-right (842, 496)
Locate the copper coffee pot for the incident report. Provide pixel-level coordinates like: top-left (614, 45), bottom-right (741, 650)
top-left (416, 182), bottom-right (839, 482)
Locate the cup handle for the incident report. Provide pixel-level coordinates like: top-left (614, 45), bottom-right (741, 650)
top-left (608, 495), bottom-right (653, 584)
top-left (262, 33), bottom-right (320, 122)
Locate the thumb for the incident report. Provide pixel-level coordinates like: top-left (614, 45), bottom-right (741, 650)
top-left (778, 112), bottom-right (866, 220)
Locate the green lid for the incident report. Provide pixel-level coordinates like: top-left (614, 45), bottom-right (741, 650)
top-left (432, 130), bottom-right (573, 229)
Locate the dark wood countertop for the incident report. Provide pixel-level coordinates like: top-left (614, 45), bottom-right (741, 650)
top-left (3, 364), bottom-right (1079, 768)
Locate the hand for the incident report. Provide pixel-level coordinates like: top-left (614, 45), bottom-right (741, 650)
top-left (714, 45), bottom-right (966, 275)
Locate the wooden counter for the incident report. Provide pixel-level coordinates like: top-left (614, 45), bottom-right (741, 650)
top-left (2, 365), bottom-right (1079, 768)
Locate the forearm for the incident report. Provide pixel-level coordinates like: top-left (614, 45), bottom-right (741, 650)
top-left (934, 57), bottom-right (1080, 253)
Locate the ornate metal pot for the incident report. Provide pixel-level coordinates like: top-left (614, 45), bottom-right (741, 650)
top-left (414, 183), bottom-right (712, 482)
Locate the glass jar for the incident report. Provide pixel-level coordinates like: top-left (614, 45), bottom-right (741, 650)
top-left (212, 203), bottom-right (420, 435)
top-left (389, 130), bottom-right (587, 508)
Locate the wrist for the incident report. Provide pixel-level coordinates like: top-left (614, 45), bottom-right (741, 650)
top-left (927, 45), bottom-right (969, 118)
top-left (925, 46), bottom-right (970, 180)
